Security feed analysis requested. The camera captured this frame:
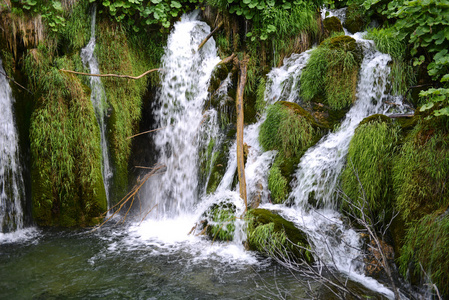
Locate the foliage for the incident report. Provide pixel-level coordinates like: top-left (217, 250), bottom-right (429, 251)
top-left (365, 26), bottom-right (406, 60)
top-left (255, 77), bottom-right (267, 113)
top-left (259, 102), bottom-right (318, 158)
top-left (343, 3), bottom-right (368, 33)
top-left (59, 0), bottom-right (92, 50)
top-left (392, 122), bottom-right (449, 223)
top-left (389, 0), bottom-right (449, 81)
top-left (267, 156), bottom-right (289, 204)
top-left (246, 209), bottom-right (313, 263)
top-left (300, 35), bottom-right (361, 110)
top-left (340, 116), bottom-right (400, 220)
top-left (25, 47), bottom-right (106, 226)
top-left (95, 0), bottom-right (200, 30)
top-left (95, 20), bottom-right (152, 202)
top-left (419, 86), bottom-right (449, 119)
top-left (399, 212), bottom-right (449, 296)
top-left (205, 202), bottom-right (236, 241)
top-left (11, 0), bottom-right (66, 33)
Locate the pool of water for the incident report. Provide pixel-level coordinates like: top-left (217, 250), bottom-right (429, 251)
top-left (0, 220), bottom-right (391, 300)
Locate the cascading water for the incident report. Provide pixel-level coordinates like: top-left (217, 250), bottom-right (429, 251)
top-left (81, 5), bottom-right (112, 207)
top-left (290, 39), bottom-right (408, 208)
top-left (0, 59), bottom-right (25, 233)
top-left (146, 11), bottom-right (221, 218)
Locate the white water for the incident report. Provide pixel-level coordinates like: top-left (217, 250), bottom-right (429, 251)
top-left (81, 5), bottom-right (112, 207)
top-left (0, 59), bottom-right (25, 233)
top-left (146, 11), bottom-right (221, 218)
top-left (290, 39), bottom-right (407, 208)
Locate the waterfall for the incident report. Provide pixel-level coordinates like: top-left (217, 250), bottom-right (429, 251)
top-left (290, 40), bottom-right (406, 208)
top-left (0, 59), bottom-right (25, 233)
top-left (81, 5), bottom-right (112, 207)
top-left (146, 11), bottom-right (221, 218)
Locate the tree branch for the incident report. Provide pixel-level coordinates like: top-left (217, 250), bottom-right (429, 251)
top-left (59, 68), bottom-right (161, 80)
top-left (198, 21), bottom-right (224, 51)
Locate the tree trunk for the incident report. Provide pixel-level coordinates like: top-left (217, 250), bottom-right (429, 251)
top-left (236, 56), bottom-right (248, 212)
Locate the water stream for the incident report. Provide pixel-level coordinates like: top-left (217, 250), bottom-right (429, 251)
top-left (0, 11), bottom-right (412, 299)
top-left (0, 59), bottom-right (25, 233)
top-left (81, 5), bottom-right (113, 208)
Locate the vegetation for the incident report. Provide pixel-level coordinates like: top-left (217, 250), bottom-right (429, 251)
top-left (392, 121), bottom-right (449, 223)
top-left (340, 115), bottom-right (400, 221)
top-left (246, 209), bottom-right (313, 263)
top-left (399, 212), bottom-right (449, 296)
top-left (25, 47), bottom-right (106, 227)
top-left (300, 35), bottom-right (361, 110)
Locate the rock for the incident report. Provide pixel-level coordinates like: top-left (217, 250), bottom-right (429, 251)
top-left (246, 208), bottom-right (314, 264)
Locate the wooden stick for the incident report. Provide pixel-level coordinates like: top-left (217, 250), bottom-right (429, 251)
top-left (217, 53), bottom-right (236, 66)
top-left (236, 56), bottom-right (249, 213)
top-left (59, 68), bottom-right (161, 80)
top-left (198, 21), bottom-right (224, 51)
top-left (388, 113), bottom-right (414, 118)
top-left (126, 126), bottom-right (166, 140)
top-left (0, 70), bottom-right (34, 94)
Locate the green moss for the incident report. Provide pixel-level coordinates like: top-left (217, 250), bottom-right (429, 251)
top-left (393, 122), bottom-right (449, 223)
top-left (59, 0), bottom-right (91, 51)
top-left (259, 102), bottom-right (321, 158)
top-left (267, 157), bottom-right (289, 204)
top-left (399, 212), bottom-right (449, 296)
top-left (203, 201), bottom-right (236, 242)
top-left (25, 46), bottom-right (106, 227)
top-left (300, 35), bottom-right (361, 110)
top-left (365, 26), bottom-right (406, 60)
top-left (246, 209), bottom-right (314, 263)
top-left (343, 4), bottom-right (368, 34)
top-left (260, 102), bottom-right (325, 201)
top-left (95, 19), bottom-right (155, 204)
top-left (323, 16), bottom-right (344, 36)
top-left (340, 116), bottom-right (400, 221)
top-left (255, 77), bottom-right (267, 114)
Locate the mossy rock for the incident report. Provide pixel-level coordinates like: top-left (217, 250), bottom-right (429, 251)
top-left (301, 36), bottom-right (362, 111)
top-left (399, 211), bottom-right (449, 296)
top-left (340, 117), bottom-right (400, 224)
top-left (323, 16), bottom-right (344, 37)
top-left (358, 114), bottom-right (392, 127)
top-left (261, 102), bottom-right (327, 204)
top-left (201, 200), bottom-right (237, 242)
top-left (247, 209), bottom-right (314, 263)
top-left (393, 121), bottom-right (449, 224)
top-left (343, 4), bottom-right (368, 34)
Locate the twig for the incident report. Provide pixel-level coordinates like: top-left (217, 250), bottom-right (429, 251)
top-left (126, 126), bottom-right (166, 140)
top-left (59, 68), bottom-right (161, 80)
top-left (0, 70), bottom-right (34, 94)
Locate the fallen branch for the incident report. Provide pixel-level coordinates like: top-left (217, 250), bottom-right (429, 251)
top-left (198, 21), bottom-right (224, 51)
top-left (59, 68), bottom-right (161, 80)
top-left (126, 126), bottom-right (166, 140)
top-left (90, 163), bottom-right (166, 232)
top-left (236, 55), bottom-right (249, 214)
top-left (0, 70), bottom-right (34, 94)
top-left (388, 113), bottom-right (414, 118)
top-left (217, 53), bottom-right (236, 66)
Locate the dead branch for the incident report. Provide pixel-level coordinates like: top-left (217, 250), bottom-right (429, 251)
top-left (90, 163), bottom-right (166, 232)
top-left (59, 68), bottom-right (161, 80)
top-left (217, 53), bottom-right (236, 66)
top-left (388, 113), bottom-right (414, 118)
top-left (198, 21), bottom-right (223, 51)
top-left (0, 70), bottom-right (33, 94)
top-left (126, 126), bottom-right (166, 140)
top-left (236, 55), bottom-right (249, 213)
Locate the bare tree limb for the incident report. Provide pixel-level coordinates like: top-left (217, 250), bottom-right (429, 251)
top-left (0, 70), bottom-right (34, 94)
top-left (59, 68), bottom-right (161, 80)
top-left (198, 21), bottom-right (223, 51)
